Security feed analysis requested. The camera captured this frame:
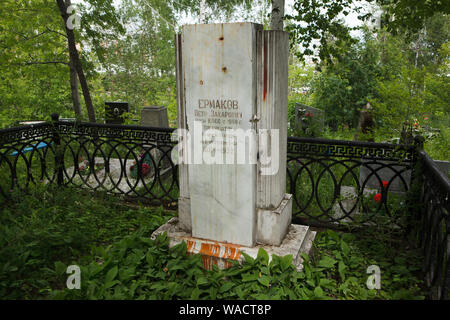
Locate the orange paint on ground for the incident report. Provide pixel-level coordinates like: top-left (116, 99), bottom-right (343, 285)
top-left (183, 239), bottom-right (242, 270)
top-left (186, 240), bottom-right (194, 253)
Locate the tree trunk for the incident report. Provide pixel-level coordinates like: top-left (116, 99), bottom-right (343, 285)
top-left (69, 61), bottom-right (82, 119)
top-left (199, 0), bottom-right (206, 23)
top-left (270, 0), bottom-right (285, 31)
top-left (56, 0), bottom-right (96, 122)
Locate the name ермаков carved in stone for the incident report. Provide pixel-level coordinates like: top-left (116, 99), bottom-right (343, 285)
top-left (198, 99), bottom-right (239, 109)
top-left (194, 98), bottom-right (243, 130)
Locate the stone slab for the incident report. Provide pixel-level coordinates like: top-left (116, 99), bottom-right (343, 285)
top-left (294, 103), bottom-right (325, 132)
top-left (176, 23), bottom-right (290, 248)
top-left (181, 23), bottom-right (261, 247)
top-left (360, 159), bottom-right (411, 193)
top-left (151, 217), bottom-right (316, 271)
top-left (332, 185), bottom-right (378, 221)
top-left (178, 196), bottom-right (191, 232)
top-left (140, 106), bottom-right (169, 128)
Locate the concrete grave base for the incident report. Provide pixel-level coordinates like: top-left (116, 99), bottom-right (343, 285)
top-left (256, 194), bottom-right (293, 246)
top-left (151, 217), bottom-right (316, 271)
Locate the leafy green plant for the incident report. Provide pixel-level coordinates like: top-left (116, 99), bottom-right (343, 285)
top-left (0, 184), bottom-right (174, 299)
top-left (0, 183), bottom-right (425, 300)
top-left (46, 228), bottom-right (425, 300)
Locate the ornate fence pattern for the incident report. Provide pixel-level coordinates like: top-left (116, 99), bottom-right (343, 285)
top-left (0, 119), bottom-right (448, 299)
top-left (287, 136), bottom-right (416, 227)
top-left (416, 149), bottom-right (449, 300)
top-left (0, 122), bottom-right (56, 195)
top-left (0, 120), bottom-right (178, 207)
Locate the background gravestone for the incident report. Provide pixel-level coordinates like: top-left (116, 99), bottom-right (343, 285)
top-left (140, 106), bottom-right (171, 174)
top-left (354, 103), bottom-right (375, 141)
top-left (105, 102), bottom-right (129, 124)
top-left (360, 159), bottom-right (450, 193)
top-left (294, 103), bottom-right (325, 134)
top-left (140, 106), bottom-right (169, 128)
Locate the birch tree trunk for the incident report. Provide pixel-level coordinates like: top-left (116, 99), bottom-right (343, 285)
top-left (270, 0), bottom-right (285, 31)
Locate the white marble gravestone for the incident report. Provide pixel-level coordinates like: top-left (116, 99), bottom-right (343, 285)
top-left (152, 22), bottom-right (315, 270)
top-left (182, 23), bottom-right (257, 246)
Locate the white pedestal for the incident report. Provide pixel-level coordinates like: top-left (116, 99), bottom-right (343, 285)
top-left (151, 217), bottom-right (316, 271)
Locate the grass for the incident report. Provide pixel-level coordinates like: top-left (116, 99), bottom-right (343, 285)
top-left (0, 184), bottom-right (175, 299)
top-left (423, 125), bottom-right (450, 162)
top-left (48, 226), bottom-right (425, 300)
top-left (0, 184), bottom-right (426, 300)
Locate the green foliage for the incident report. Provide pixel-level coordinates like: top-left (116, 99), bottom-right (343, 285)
top-left (287, 59), bottom-right (315, 135)
top-left (287, 3), bottom-right (448, 145)
top-left (48, 228), bottom-right (425, 300)
top-left (423, 125), bottom-right (450, 161)
top-left (0, 184), bottom-right (425, 300)
top-left (292, 107), bottom-right (323, 138)
top-left (306, 229), bottom-right (424, 300)
top-left (375, 0), bottom-right (450, 37)
top-left (0, 1), bottom-right (71, 127)
top-left (310, 30), bottom-right (381, 129)
top-left (0, 0), bottom-right (125, 126)
top-left (0, 184), bottom-right (174, 299)
top-left (286, 0), bottom-right (365, 63)
top-left (96, 0), bottom-right (176, 121)
top-left (370, 26), bottom-right (449, 143)
top-left (372, 66), bottom-right (426, 129)
top-left (172, 0), bottom-right (254, 23)
top-left (287, 0), bottom-right (449, 64)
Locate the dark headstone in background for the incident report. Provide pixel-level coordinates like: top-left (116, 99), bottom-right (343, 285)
top-left (294, 103), bottom-right (325, 132)
top-left (354, 103), bottom-right (374, 142)
top-left (105, 102), bottom-right (129, 124)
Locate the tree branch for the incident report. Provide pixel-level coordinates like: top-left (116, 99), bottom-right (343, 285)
top-left (45, 27), bottom-right (67, 38)
top-left (18, 61), bottom-right (69, 66)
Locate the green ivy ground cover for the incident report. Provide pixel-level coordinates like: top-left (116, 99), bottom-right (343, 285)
top-left (0, 185), bottom-right (425, 300)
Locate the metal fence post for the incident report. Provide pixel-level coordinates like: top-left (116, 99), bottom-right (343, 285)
top-left (403, 135), bottom-right (425, 238)
top-left (411, 134), bottom-right (425, 192)
top-left (51, 113), bottom-right (64, 186)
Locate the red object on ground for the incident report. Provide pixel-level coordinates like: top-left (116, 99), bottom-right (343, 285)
top-left (142, 163), bottom-right (150, 176)
top-left (374, 193), bottom-right (382, 203)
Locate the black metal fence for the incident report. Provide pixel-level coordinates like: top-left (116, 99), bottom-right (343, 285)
top-left (0, 118), bottom-right (448, 299)
top-left (415, 148), bottom-right (449, 300)
top-left (287, 136), bottom-right (416, 228)
top-left (0, 117), bottom-right (178, 207)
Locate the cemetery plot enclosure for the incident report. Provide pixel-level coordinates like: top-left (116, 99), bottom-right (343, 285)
top-left (0, 119), bottom-right (448, 299)
top-left (0, 119), bottom-right (179, 207)
top-left (287, 136), bottom-right (415, 227)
